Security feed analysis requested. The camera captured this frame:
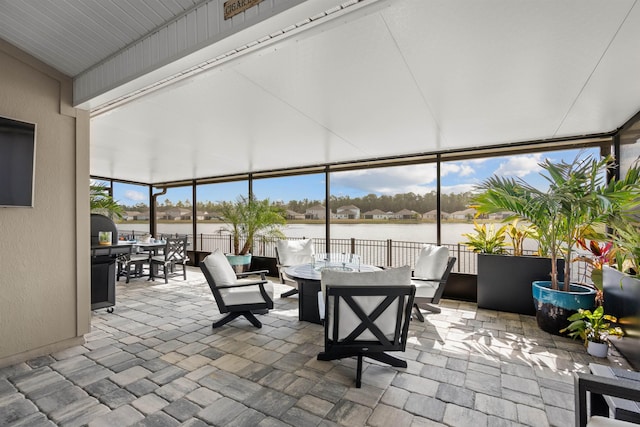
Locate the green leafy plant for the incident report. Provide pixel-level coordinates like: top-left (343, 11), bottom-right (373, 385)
top-left (610, 220), bottom-right (640, 277)
top-left (90, 183), bottom-right (124, 219)
top-left (560, 305), bottom-right (623, 345)
top-left (472, 154), bottom-right (639, 292)
top-left (573, 239), bottom-right (615, 295)
top-left (219, 195), bottom-right (286, 255)
top-left (603, 158), bottom-right (640, 278)
top-left (462, 221), bottom-right (508, 254)
top-left (504, 219), bottom-right (536, 257)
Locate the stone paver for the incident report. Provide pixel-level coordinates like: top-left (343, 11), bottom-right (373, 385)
top-left (368, 403), bottom-right (414, 427)
top-left (197, 396), bottom-right (247, 425)
top-left (0, 267), bottom-right (632, 427)
top-left (131, 393), bottom-right (170, 415)
top-left (88, 404), bottom-right (144, 427)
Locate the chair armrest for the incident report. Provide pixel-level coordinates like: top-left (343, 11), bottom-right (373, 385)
top-left (216, 280), bottom-right (268, 289)
top-left (411, 275), bottom-right (446, 284)
top-left (575, 372), bottom-right (640, 427)
top-left (236, 270), bottom-right (268, 279)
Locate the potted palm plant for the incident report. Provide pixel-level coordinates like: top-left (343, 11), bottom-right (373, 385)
top-left (560, 306), bottom-right (623, 357)
top-left (219, 195), bottom-right (286, 272)
top-left (472, 154), bottom-right (639, 334)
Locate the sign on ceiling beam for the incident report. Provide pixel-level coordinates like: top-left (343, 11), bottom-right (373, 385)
top-left (224, 0), bottom-right (265, 20)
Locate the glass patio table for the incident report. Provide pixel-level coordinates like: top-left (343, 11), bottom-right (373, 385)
top-left (284, 261), bottom-right (381, 324)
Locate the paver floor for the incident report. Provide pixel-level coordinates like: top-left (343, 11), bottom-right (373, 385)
top-left (0, 266), bottom-right (632, 426)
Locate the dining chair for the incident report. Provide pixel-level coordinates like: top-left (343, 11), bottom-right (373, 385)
top-left (411, 244), bottom-right (456, 321)
top-left (150, 236), bottom-right (188, 283)
top-left (275, 238), bottom-right (314, 297)
top-left (574, 371), bottom-right (640, 427)
top-left (318, 266), bottom-right (415, 388)
top-left (117, 248), bottom-right (149, 283)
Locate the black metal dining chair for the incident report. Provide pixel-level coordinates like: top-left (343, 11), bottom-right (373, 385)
top-left (149, 236), bottom-right (188, 283)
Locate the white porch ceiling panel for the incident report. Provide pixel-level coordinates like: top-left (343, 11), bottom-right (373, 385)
top-left (0, 0), bottom-right (207, 77)
top-left (91, 0), bottom-right (640, 183)
top-left (2, 0), bottom-right (640, 184)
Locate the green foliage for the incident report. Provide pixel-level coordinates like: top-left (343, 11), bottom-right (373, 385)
top-left (124, 191), bottom-right (476, 218)
top-left (90, 183), bottom-right (124, 219)
top-left (604, 159), bottom-right (640, 277)
top-left (574, 239), bottom-right (615, 291)
top-left (219, 195), bottom-right (286, 255)
top-left (462, 221), bottom-right (508, 254)
top-left (610, 219), bottom-right (640, 277)
top-left (505, 219), bottom-right (537, 256)
top-left (560, 306), bottom-right (623, 345)
top-left (472, 154), bottom-right (639, 292)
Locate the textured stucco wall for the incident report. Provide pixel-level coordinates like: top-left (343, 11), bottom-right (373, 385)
top-left (0, 39), bottom-right (90, 365)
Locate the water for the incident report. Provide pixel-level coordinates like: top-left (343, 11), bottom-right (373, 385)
top-left (117, 221), bottom-right (537, 249)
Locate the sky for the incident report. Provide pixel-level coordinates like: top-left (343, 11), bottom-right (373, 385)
top-left (111, 147), bottom-right (599, 206)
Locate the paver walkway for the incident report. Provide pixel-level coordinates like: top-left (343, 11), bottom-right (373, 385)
top-left (0, 266), bottom-right (632, 426)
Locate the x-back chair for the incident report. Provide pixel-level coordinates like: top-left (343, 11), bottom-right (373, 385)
top-left (318, 266), bottom-right (415, 388)
top-left (150, 236), bottom-right (188, 283)
top-left (574, 371), bottom-right (640, 427)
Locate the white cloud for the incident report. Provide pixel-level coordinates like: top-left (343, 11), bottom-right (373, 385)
top-left (441, 183), bottom-right (477, 194)
top-left (441, 162), bottom-right (476, 178)
top-left (331, 161), bottom-right (483, 195)
top-left (459, 164), bottom-right (475, 177)
top-left (332, 165), bottom-right (438, 195)
top-left (493, 154), bottom-right (543, 177)
top-left (124, 190), bottom-right (146, 202)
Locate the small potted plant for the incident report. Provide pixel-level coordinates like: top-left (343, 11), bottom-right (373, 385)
top-left (560, 306), bottom-right (624, 357)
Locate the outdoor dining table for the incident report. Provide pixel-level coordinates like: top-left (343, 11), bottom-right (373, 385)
top-left (284, 262), bottom-right (381, 324)
top-left (118, 240), bottom-right (167, 278)
top-left (119, 240), bottom-right (166, 256)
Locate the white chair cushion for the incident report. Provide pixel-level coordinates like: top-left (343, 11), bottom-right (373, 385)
top-left (321, 266), bottom-right (411, 341)
top-left (203, 249), bottom-right (237, 286)
top-left (277, 239), bottom-right (314, 266)
top-left (219, 279), bottom-right (274, 306)
top-left (414, 245), bottom-right (449, 280)
top-left (588, 416), bottom-right (638, 427)
top-left (410, 279), bottom-right (439, 299)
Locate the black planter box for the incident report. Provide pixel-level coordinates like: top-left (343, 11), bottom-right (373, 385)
top-left (477, 254), bottom-right (564, 315)
top-left (187, 250), bottom-right (211, 267)
top-left (442, 273), bottom-right (477, 303)
top-left (603, 266), bottom-right (640, 370)
top-left (250, 256), bottom-right (279, 277)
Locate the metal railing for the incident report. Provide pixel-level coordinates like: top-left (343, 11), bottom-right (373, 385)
top-left (116, 230), bottom-right (591, 282)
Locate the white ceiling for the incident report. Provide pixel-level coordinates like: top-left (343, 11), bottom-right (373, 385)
top-left (2, 0), bottom-right (640, 184)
